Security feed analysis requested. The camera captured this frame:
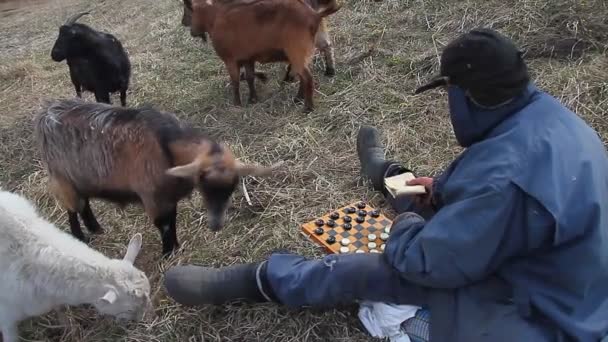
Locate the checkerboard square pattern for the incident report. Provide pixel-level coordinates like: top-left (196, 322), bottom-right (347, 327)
top-left (301, 202), bottom-right (393, 254)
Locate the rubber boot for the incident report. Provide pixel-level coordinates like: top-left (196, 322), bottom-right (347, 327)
top-left (357, 126), bottom-right (409, 191)
top-left (164, 261), bottom-right (275, 306)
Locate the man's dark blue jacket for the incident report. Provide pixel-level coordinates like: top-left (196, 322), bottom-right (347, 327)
top-left (385, 83), bottom-right (608, 341)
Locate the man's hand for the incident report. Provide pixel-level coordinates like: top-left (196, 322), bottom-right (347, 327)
top-left (406, 177), bottom-right (434, 206)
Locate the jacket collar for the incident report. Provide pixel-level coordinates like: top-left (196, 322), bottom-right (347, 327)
top-left (447, 83), bottom-right (538, 147)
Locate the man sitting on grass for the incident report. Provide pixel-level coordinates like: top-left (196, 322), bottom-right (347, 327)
top-left (163, 28), bottom-right (608, 342)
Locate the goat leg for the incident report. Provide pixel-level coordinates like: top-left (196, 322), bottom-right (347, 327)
top-left (68, 211), bottom-right (89, 243)
top-left (225, 62), bottom-right (242, 106)
top-left (73, 83), bottom-right (82, 98)
top-left (152, 207), bottom-right (179, 258)
top-left (120, 89), bottom-right (127, 107)
top-left (94, 91), bottom-right (111, 105)
top-left (295, 80), bottom-right (304, 103)
top-left (283, 64), bottom-right (296, 83)
top-left (300, 67), bottom-right (314, 112)
top-left (323, 45), bottom-right (336, 77)
top-left (48, 176), bottom-right (89, 242)
top-left (244, 62), bottom-right (258, 104)
top-left (80, 198), bottom-right (103, 234)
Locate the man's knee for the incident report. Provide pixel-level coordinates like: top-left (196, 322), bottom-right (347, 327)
top-left (264, 252), bottom-right (428, 308)
top-left (392, 211), bottom-right (426, 228)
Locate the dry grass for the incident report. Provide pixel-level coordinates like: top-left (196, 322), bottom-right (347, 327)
top-left (1, 0), bottom-right (608, 340)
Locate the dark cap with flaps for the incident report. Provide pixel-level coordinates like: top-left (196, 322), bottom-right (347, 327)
top-left (415, 28), bottom-right (530, 105)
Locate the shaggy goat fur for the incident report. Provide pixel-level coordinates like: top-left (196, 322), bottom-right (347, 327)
top-left (0, 190), bottom-right (151, 342)
top-left (34, 98), bottom-right (279, 257)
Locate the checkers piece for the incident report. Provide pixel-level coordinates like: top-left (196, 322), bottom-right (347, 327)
top-left (330, 212), bottom-right (340, 220)
top-left (343, 223), bottom-right (353, 230)
top-left (380, 232), bottom-right (389, 241)
top-left (326, 219), bottom-right (336, 227)
top-left (326, 236), bottom-right (336, 244)
top-left (340, 246), bottom-right (350, 253)
top-left (346, 206), bottom-right (356, 214)
top-left (370, 209), bottom-right (380, 218)
top-left (343, 216), bottom-right (352, 223)
top-left (384, 225), bottom-right (392, 234)
top-left (315, 219), bottom-right (324, 227)
top-left (356, 216), bottom-right (365, 223)
top-left (357, 201), bottom-right (367, 209)
top-left (355, 249), bottom-right (365, 253)
top-left (314, 227), bottom-right (324, 235)
top-left (381, 244), bottom-right (386, 251)
top-left (368, 242), bottom-right (377, 249)
top-left (358, 209), bottom-right (367, 217)
top-left (340, 238), bottom-right (350, 246)
top-left (370, 249), bottom-right (380, 253)
top-left (368, 233), bottom-right (377, 241)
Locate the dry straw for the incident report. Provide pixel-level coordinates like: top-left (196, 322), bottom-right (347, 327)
top-left (1, 0), bottom-right (607, 340)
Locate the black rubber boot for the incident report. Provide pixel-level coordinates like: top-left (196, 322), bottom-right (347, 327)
top-left (164, 261), bottom-right (276, 306)
top-left (357, 126), bottom-right (409, 191)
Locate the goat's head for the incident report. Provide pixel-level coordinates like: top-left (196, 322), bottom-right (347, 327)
top-left (166, 142), bottom-right (281, 231)
top-left (51, 12), bottom-right (90, 62)
top-left (181, 0), bottom-right (193, 27)
top-left (188, 0), bottom-right (213, 41)
top-left (93, 233), bottom-right (153, 322)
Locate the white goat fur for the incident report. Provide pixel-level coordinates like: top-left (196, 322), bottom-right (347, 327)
top-left (0, 190), bottom-right (152, 342)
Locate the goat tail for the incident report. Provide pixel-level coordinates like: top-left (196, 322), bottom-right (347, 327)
top-left (317, 0), bottom-right (341, 17)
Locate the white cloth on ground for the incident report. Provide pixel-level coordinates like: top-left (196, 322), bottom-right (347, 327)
top-left (358, 301), bottom-right (421, 342)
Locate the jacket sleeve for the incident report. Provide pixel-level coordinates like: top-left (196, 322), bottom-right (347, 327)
top-left (384, 182), bottom-right (539, 288)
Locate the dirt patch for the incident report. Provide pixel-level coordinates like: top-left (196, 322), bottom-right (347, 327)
top-left (1, 0), bottom-right (50, 18)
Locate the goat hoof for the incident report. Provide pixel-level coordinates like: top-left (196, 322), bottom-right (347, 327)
top-left (78, 234), bottom-right (91, 244)
top-left (325, 68), bottom-right (336, 77)
top-left (89, 227), bottom-right (105, 235)
top-left (248, 97), bottom-right (258, 104)
top-left (293, 96), bottom-right (304, 104)
top-left (303, 106), bottom-right (314, 113)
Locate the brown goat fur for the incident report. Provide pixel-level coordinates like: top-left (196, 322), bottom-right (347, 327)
top-left (284, 0), bottom-right (336, 80)
top-left (34, 98), bottom-right (280, 257)
top-left (188, 0), bottom-right (341, 112)
top-left (181, 0), bottom-right (337, 81)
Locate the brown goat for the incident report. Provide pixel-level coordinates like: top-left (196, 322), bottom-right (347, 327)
top-left (34, 98), bottom-right (280, 258)
top-left (188, 0), bottom-right (341, 112)
top-left (181, 0), bottom-right (337, 80)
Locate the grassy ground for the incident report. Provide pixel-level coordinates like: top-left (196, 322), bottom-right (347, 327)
top-left (1, 0), bottom-right (607, 340)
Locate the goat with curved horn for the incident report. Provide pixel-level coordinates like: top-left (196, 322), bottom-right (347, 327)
top-left (65, 11), bottom-right (90, 25)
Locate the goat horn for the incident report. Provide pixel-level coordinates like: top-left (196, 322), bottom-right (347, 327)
top-left (235, 160), bottom-right (284, 177)
top-left (65, 11), bottom-right (90, 25)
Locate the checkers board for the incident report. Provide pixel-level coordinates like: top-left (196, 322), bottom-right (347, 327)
top-left (301, 201), bottom-right (393, 254)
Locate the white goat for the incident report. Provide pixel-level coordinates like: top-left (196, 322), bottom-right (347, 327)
top-left (0, 190), bottom-right (152, 342)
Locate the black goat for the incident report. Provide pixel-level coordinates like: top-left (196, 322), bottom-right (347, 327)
top-left (51, 12), bottom-right (131, 106)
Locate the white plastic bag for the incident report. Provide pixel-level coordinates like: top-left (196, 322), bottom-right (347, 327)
top-left (358, 301), bottom-right (421, 342)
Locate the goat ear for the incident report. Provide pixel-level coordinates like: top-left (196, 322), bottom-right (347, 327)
top-left (100, 289), bottom-right (118, 304)
top-left (166, 160), bottom-right (202, 179)
top-left (235, 160), bottom-right (284, 177)
top-left (124, 233), bottom-right (143, 264)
